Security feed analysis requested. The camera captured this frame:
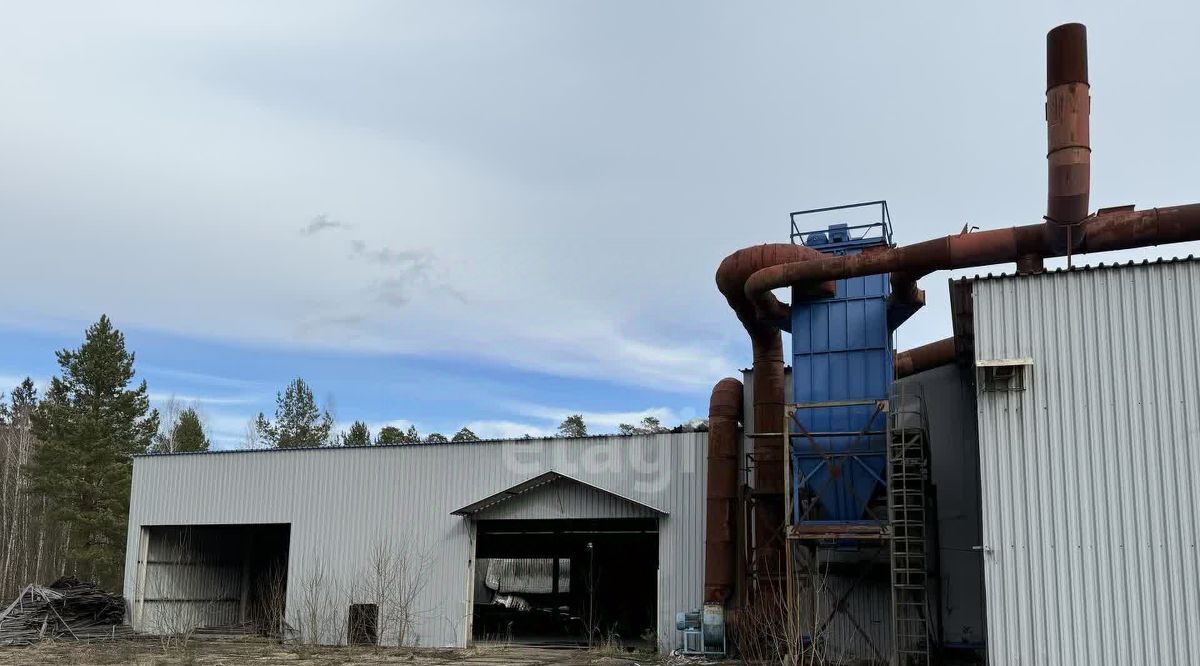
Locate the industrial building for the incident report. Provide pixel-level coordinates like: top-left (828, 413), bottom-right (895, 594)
top-left (123, 21), bottom-right (1200, 665)
top-left (122, 434), bottom-right (706, 649)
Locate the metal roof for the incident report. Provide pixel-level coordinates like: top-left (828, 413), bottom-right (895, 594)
top-left (134, 434), bottom-right (647, 458)
top-left (450, 470), bottom-right (668, 517)
top-left (952, 253), bottom-right (1200, 283)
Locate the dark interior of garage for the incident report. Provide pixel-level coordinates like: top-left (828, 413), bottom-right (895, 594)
top-left (142, 523), bottom-right (290, 634)
top-left (472, 518), bottom-right (657, 647)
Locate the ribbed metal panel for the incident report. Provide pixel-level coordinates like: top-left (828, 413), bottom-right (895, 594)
top-left (480, 558), bottom-right (571, 594)
top-left (797, 576), bottom-right (892, 662)
top-left (973, 259), bottom-right (1200, 666)
top-left (123, 433), bottom-right (706, 649)
top-left (472, 477), bottom-right (660, 520)
top-left (140, 526), bottom-right (246, 632)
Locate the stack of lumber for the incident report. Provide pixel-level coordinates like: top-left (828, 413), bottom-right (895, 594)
top-left (0, 576), bottom-right (134, 645)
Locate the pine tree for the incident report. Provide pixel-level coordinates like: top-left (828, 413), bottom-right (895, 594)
top-left (451, 427), bottom-right (479, 442)
top-left (557, 414), bottom-right (587, 437)
top-left (375, 426), bottom-right (405, 446)
top-left (340, 421), bottom-right (372, 447)
top-left (170, 409), bottom-right (210, 452)
top-left (254, 378), bottom-right (333, 448)
top-left (28, 315), bottom-right (158, 588)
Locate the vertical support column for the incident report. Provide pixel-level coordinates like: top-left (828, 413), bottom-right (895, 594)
top-left (133, 526), bottom-right (150, 629)
top-left (239, 556), bottom-right (251, 624)
top-left (464, 520), bottom-right (477, 646)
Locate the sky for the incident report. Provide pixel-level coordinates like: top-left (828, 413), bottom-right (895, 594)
top-left (2, 1), bottom-right (1199, 447)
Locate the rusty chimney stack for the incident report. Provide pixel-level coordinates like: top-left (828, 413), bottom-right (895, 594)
top-left (1045, 23), bottom-right (1091, 254)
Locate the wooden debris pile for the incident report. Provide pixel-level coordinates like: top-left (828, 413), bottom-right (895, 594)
top-left (0, 576), bottom-right (134, 644)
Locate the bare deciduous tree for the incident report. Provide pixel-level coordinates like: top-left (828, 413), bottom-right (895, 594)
top-left (0, 379), bottom-right (70, 599)
top-left (294, 557), bottom-right (341, 646)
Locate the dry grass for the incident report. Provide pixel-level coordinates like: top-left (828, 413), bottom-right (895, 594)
top-left (0, 637), bottom-right (669, 665)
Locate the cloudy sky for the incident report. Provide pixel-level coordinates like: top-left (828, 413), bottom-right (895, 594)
top-left (2, 1), bottom-right (1198, 446)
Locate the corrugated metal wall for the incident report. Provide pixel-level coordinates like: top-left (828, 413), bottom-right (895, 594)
top-left (973, 260), bottom-right (1200, 665)
top-left (475, 477), bottom-right (660, 520)
top-left (796, 575), bottom-right (893, 663)
top-left (141, 526), bottom-right (243, 632)
top-left (123, 433), bottom-right (706, 649)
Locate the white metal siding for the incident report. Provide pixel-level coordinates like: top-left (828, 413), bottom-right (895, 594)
top-left (123, 433), bottom-right (706, 649)
top-left (973, 260), bottom-right (1200, 666)
top-left (472, 477), bottom-right (660, 520)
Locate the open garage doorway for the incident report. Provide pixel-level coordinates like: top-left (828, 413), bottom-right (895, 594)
top-left (472, 518), bottom-right (658, 647)
top-left (133, 524), bottom-right (290, 636)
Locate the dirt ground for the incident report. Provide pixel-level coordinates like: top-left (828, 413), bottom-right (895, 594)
top-left (0, 638), bottom-right (689, 666)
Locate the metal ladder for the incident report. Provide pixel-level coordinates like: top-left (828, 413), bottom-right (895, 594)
top-left (888, 389), bottom-right (932, 666)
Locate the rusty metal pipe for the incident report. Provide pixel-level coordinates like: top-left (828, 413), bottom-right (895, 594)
top-left (748, 204), bottom-right (1200, 313)
top-left (895, 337), bottom-right (958, 378)
top-left (705, 377), bottom-right (742, 604)
top-left (713, 243), bottom-right (831, 604)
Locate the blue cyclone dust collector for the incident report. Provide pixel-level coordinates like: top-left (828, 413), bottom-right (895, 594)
top-left (788, 202), bottom-right (904, 529)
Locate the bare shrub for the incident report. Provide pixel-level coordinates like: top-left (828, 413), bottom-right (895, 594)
top-left (734, 555), bottom-right (826, 666)
top-left (256, 562), bottom-right (288, 639)
top-left (293, 557), bottom-right (341, 646)
top-left (350, 539), bottom-right (432, 648)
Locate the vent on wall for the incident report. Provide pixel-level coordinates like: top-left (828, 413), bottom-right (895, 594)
top-left (977, 358), bottom-right (1033, 392)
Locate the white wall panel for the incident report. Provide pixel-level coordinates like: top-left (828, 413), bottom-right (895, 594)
top-left (973, 259), bottom-right (1200, 666)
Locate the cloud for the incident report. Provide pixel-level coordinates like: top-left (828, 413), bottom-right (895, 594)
top-left (139, 366), bottom-right (265, 390)
top-left (149, 392), bottom-right (259, 406)
top-left (349, 240), bottom-right (430, 267)
top-left (197, 409), bottom-right (257, 449)
top-left (299, 213), bottom-right (350, 236)
top-left (7, 3), bottom-right (1200, 403)
top-left (349, 241), bottom-right (466, 307)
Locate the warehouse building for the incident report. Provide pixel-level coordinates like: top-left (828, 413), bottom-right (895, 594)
top-left (122, 433), bottom-right (706, 649)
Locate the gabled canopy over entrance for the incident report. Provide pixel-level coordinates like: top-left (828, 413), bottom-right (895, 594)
top-left (451, 471), bottom-right (668, 520)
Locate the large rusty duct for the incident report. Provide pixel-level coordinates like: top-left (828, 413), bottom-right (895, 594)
top-left (708, 244), bottom-right (831, 604)
top-left (705, 22), bottom-right (1200, 607)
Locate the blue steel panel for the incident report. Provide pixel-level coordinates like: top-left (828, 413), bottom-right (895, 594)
top-left (790, 240), bottom-right (893, 526)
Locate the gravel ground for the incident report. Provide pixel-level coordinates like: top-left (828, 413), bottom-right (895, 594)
top-left (0, 638), bottom-right (675, 666)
